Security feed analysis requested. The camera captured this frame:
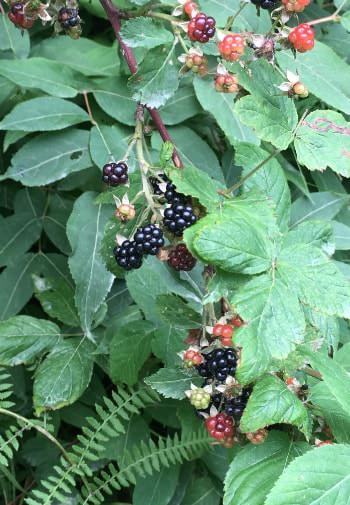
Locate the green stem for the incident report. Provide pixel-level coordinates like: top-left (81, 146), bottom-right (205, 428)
top-left (147, 11), bottom-right (181, 23)
top-left (224, 1), bottom-right (247, 31)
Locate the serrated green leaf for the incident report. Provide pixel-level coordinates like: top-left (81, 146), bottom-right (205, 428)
top-left (3, 129), bottom-right (92, 186)
top-left (240, 375), bottom-right (311, 437)
top-left (277, 42), bottom-right (350, 115)
top-left (121, 18), bottom-right (173, 49)
top-left (33, 337), bottom-right (94, 413)
top-left (191, 193), bottom-right (278, 275)
top-left (166, 164), bottom-right (225, 211)
top-left (193, 77), bottom-right (258, 145)
top-left (132, 44), bottom-right (179, 108)
top-left (32, 275), bottom-right (79, 327)
top-left (294, 110), bottom-right (350, 176)
top-left (283, 220), bottom-right (334, 254)
top-left (0, 58), bottom-right (82, 98)
top-left (67, 192), bottom-right (114, 335)
top-left (224, 432), bottom-right (309, 505)
top-left (290, 191), bottom-right (349, 228)
top-left (235, 143), bottom-right (291, 231)
top-left (265, 444), bottom-right (350, 505)
top-left (110, 320), bottom-right (154, 386)
top-left (232, 274), bottom-right (305, 383)
top-left (145, 368), bottom-right (201, 399)
top-left (0, 315), bottom-right (61, 366)
top-left (152, 324), bottom-right (187, 367)
top-left (156, 294), bottom-right (201, 329)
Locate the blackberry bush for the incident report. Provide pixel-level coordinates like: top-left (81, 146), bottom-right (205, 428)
top-left (0, 0), bottom-right (348, 502)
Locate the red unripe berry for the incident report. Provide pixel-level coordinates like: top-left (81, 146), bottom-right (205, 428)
top-left (221, 325), bottom-right (233, 339)
top-left (215, 74), bottom-right (239, 93)
top-left (232, 316), bottom-right (243, 327)
top-left (205, 413), bottom-right (234, 441)
top-left (183, 1), bottom-right (198, 17)
top-left (213, 324), bottom-right (223, 337)
top-left (288, 23), bottom-right (315, 53)
top-left (221, 336), bottom-right (233, 347)
top-left (183, 349), bottom-right (203, 366)
top-left (282, 0), bottom-right (310, 12)
top-left (218, 34), bottom-right (245, 62)
top-left (188, 12), bottom-right (216, 43)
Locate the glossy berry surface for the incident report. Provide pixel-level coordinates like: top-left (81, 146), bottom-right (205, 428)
top-left (282, 0), bottom-right (310, 11)
top-left (190, 389), bottom-right (211, 409)
top-left (58, 7), bottom-right (80, 29)
top-left (102, 161), bottom-right (128, 186)
top-left (164, 182), bottom-right (182, 204)
top-left (188, 12), bottom-right (216, 43)
top-left (134, 224), bottom-right (164, 255)
top-left (218, 34), bottom-right (245, 62)
top-left (114, 240), bottom-right (143, 271)
top-left (232, 316), bottom-right (243, 327)
top-left (149, 174), bottom-right (168, 195)
top-left (251, 0), bottom-right (277, 8)
top-left (205, 413), bottom-right (234, 440)
top-left (183, 349), bottom-right (203, 367)
top-left (163, 203), bottom-right (197, 236)
top-left (215, 74), bottom-right (238, 93)
top-left (183, 1), bottom-right (198, 17)
top-left (197, 348), bottom-right (237, 382)
top-left (168, 244), bottom-right (197, 271)
top-left (288, 24), bottom-right (315, 52)
top-left (225, 388), bottom-right (251, 421)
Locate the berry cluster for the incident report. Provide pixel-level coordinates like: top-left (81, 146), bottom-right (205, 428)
top-left (288, 23), bottom-right (315, 52)
top-left (197, 348), bottom-right (237, 382)
top-left (218, 34), bottom-right (245, 62)
top-left (58, 7), bottom-right (80, 29)
top-left (168, 244), bottom-right (197, 272)
top-left (102, 161), bottom-right (128, 186)
top-left (282, 0), bottom-right (310, 11)
top-left (8, 2), bottom-right (34, 29)
top-left (206, 413), bottom-right (234, 443)
top-left (188, 12), bottom-right (216, 43)
top-left (215, 74), bottom-right (239, 93)
top-left (184, 53), bottom-right (208, 75)
top-left (114, 224), bottom-right (164, 270)
top-left (163, 203), bottom-right (197, 236)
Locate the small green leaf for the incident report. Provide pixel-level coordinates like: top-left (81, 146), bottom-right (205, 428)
top-left (240, 375), bottom-right (311, 437)
top-left (0, 97), bottom-right (89, 132)
top-left (152, 324), bottom-right (187, 367)
top-left (145, 367), bottom-right (201, 400)
top-left (166, 164), bottom-right (225, 211)
top-left (121, 18), bottom-right (174, 49)
top-left (156, 294), bottom-right (201, 329)
top-left (33, 337), bottom-right (94, 413)
top-left (110, 320), bottom-right (155, 386)
top-left (265, 444), bottom-right (350, 505)
top-left (92, 77), bottom-right (136, 126)
top-left (0, 315), bottom-right (61, 366)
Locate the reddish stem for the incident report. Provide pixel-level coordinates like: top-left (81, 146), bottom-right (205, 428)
top-left (99, 0), bottom-right (183, 168)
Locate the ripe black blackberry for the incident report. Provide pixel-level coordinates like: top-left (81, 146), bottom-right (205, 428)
top-left (168, 244), bottom-right (197, 271)
top-left (134, 224), bottom-right (164, 255)
top-left (250, 0), bottom-right (277, 8)
top-left (164, 182), bottom-right (182, 204)
top-left (225, 388), bottom-right (252, 421)
top-left (197, 348), bottom-right (237, 382)
top-left (58, 7), bottom-right (80, 28)
top-left (114, 240), bottom-right (143, 271)
top-left (163, 203), bottom-right (197, 237)
top-left (102, 161), bottom-right (128, 186)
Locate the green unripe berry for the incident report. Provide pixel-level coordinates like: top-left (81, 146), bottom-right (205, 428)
top-left (190, 389), bottom-right (211, 410)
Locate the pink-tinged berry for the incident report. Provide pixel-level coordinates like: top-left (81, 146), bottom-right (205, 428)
top-left (288, 23), bottom-right (315, 53)
top-left (232, 316), bottom-right (243, 327)
top-left (185, 54), bottom-right (208, 75)
top-left (183, 349), bottom-right (203, 367)
top-left (218, 34), bottom-right (245, 62)
top-left (221, 325), bottom-right (233, 339)
top-left (183, 1), bottom-right (198, 17)
top-left (188, 12), bottom-right (216, 43)
top-left (282, 0), bottom-right (310, 12)
top-left (213, 324), bottom-right (224, 337)
top-left (246, 428), bottom-right (268, 444)
top-left (315, 439), bottom-right (334, 447)
top-left (215, 74), bottom-right (239, 93)
top-left (205, 413), bottom-right (234, 441)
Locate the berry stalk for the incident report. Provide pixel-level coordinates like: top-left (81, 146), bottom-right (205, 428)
top-left (99, 0), bottom-right (183, 169)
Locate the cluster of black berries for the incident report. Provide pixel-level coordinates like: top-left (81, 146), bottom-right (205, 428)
top-left (102, 161), bottom-right (128, 186)
top-left (114, 224), bottom-right (164, 271)
top-left (149, 175), bottom-right (198, 237)
top-left (58, 7), bottom-right (80, 29)
top-left (197, 348), bottom-right (237, 382)
top-left (251, 0), bottom-right (277, 9)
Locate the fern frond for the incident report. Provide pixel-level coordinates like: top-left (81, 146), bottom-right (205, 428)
top-left (79, 429), bottom-right (211, 505)
top-left (26, 386), bottom-right (159, 505)
top-left (0, 424), bottom-right (26, 467)
top-left (0, 368), bottom-right (14, 409)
